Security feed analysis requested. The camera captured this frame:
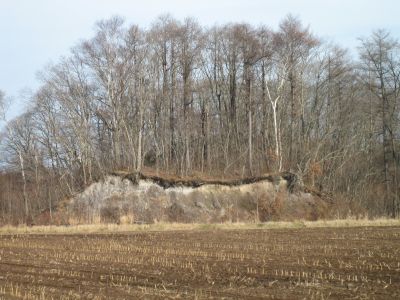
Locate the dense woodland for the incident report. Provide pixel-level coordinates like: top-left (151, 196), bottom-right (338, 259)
top-left (0, 15), bottom-right (399, 224)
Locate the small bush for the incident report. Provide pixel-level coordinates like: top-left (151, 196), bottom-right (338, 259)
top-left (100, 206), bottom-right (121, 224)
top-left (258, 191), bottom-right (285, 221)
top-left (168, 203), bottom-right (185, 222)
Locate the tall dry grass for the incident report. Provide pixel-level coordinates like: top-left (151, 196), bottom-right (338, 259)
top-left (0, 217), bottom-right (399, 235)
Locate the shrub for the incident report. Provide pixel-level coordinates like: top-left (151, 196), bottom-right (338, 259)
top-left (257, 191), bottom-right (285, 221)
top-left (100, 206), bottom-right (121, 224)
top-left (168, 203), bottom-right (185, 222)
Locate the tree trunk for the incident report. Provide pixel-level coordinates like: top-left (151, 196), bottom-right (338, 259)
top-left (18, 151), bottom-right (29, 223)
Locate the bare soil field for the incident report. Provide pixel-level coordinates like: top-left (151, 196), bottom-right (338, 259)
top-left (0, 226), bottom-right (399, 299)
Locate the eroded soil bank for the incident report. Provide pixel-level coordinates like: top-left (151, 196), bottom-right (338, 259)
top-left (61, 171), bottom-right (328, 224)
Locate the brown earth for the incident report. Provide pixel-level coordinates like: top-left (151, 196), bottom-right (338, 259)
top-left (0, 226), bottom-right (399, 299)
top-left (59, 170), bottom-right (328, 226)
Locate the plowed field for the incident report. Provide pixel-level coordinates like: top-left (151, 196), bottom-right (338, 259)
top-left (0, 226), bottom-right (399, 299)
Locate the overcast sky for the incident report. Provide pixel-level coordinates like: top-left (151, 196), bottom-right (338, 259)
top-left (1, 0), bottom-right (399, 119)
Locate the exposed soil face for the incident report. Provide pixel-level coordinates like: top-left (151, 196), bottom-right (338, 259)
top-left (63, 171), bottom-right (327, 225)
top-left (0, 226), bottom-right (399, 299)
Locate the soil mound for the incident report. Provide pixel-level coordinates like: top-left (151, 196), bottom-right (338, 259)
top-left (61, 171), bottom-right (328, 224)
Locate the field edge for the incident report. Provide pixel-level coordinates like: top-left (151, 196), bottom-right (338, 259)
top-left (1, 218), bottom-right (400, 234)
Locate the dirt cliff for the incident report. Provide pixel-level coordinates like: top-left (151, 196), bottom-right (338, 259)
top-left (63, 171), bottom-right (328, 224)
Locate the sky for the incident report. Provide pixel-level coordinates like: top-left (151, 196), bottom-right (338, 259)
top-left (0, 0), bottom-right (399, 121)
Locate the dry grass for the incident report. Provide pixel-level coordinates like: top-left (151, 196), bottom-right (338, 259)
top-left (0, 217), bottom-right (399, 235)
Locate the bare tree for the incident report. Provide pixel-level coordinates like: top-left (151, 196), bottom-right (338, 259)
top-left (276, 15), bottom-right (319, 169)
top-left (0, 90), bottom-right (5, 120)
top-left (80, 16), bottom-right (135, 169)
top-left (3, 112), bottom-right (37, 222)
top-left (1, 16), bottom-right (400, 223)
top-left (359, 30), bottom-right (400, 217)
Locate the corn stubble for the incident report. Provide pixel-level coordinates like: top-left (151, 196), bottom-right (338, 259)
top-left (0, 224), bottom-right (399, 299)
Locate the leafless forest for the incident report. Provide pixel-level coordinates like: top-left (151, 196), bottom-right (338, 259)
top-left (0, 15), bottom-right (399, 224)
